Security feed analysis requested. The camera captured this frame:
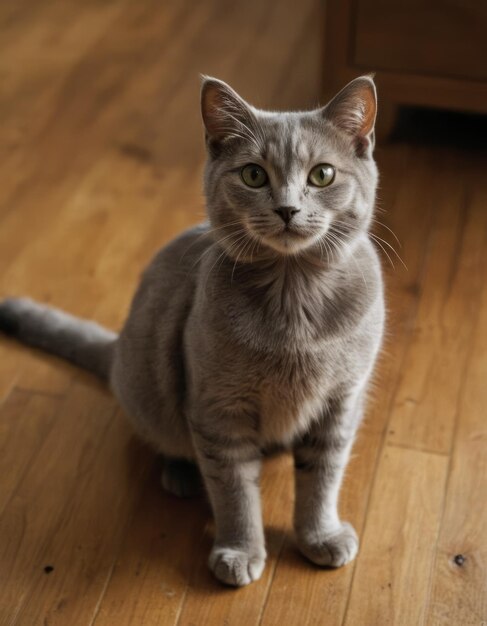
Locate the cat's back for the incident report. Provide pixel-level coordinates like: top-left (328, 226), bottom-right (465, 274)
top-left (110, 223), bottom-right (213, 456)
top-left (117, 222), bottom-right (212, 345)
top-left (138, 222), bottom-right (211, 296)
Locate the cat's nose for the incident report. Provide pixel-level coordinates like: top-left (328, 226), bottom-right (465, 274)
top-left (274, 206), bottom-right (300, 225)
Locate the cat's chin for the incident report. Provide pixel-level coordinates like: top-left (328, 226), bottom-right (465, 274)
top-left (261, 231), bottom-right (321, 256)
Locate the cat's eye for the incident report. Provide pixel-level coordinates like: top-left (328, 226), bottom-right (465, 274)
top-left (308, 164), bottom-right (335, 187)
top-left (241, 164), bottom-right (268, 188)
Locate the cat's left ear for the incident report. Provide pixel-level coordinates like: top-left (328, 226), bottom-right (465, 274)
top-left (322, 75), bottom-right (377, 157)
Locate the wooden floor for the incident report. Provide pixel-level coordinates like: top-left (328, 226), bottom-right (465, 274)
top-left (1, 1), bottom-right (486, 624)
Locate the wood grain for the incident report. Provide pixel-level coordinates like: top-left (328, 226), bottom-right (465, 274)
top-left (425, 185), bottom-right (487, 626)
top-left (0, 390), bottom-right (61, 518)
top-left (0, 1), bottom-right (486, 624)
top-left (343, 445), bottom-right (449, 626)
top-left (387, 156), bottom-right (487, 453)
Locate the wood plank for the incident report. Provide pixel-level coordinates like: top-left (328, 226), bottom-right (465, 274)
top-left (362, 144), bottom-right (436, 435)
top-left (425, 187), bottom-right (487, 626)
top-left (0, 0), bottom-right (198, 297)
top-left (0, 342), bottom-right (23, 402)
top-left (343, 446), bottom-right (448, 626)
top-left (387, 155), bottom-right (486, 454)
top-left (0, 389), bottom-right (61, 517)
top-left (0, 0), bottom-right (131, 215)
top-left (0, 381), bottom-right (151, 625)
top-left (90, 465), bottom-right (211, 626)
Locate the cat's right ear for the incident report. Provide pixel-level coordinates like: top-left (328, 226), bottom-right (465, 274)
top-left (200, 76), bottom-right (256, 154)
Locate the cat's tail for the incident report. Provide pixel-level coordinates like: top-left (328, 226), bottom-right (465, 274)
top-left (0, 297), bottom-right (117, 381)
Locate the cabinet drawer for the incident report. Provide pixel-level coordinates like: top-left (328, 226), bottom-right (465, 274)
top-left (353, 0), bottom-right (487, 81)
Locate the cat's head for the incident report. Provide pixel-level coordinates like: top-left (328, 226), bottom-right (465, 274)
top-left (201, 76), bottom-right (378, 262)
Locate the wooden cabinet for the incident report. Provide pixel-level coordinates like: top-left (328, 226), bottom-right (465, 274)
top-left (324, 0), bottom-right (487, 121)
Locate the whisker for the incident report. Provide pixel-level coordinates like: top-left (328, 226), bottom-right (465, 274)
top-left (231, 236), bottom-right (254, 283)
top-left (249, 235), bottom-right (261, 265)
top-left (179, 220), bottom-right (245, 262)
top-left (331, 219), bottom-right (407, 271)
top-left (323, 227), bottom-right (367, 289)
top-left (369, 234), bottom-right (396, 269)
top-left (369, 233), bottom-right (408, 270)
top-left (371, 218), bottom-right (402, 248)
top-left (317, 236), bottom-right (329, 265)
top-left (202, 231), bottom-right (249, 293)
top-left (191, 228), bottom-right (247, 270)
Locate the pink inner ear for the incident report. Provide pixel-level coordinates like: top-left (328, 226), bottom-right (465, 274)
top-left (325, 77), bottom-right (377, 139)
top-left (359, 86), bottom-right (376, 137)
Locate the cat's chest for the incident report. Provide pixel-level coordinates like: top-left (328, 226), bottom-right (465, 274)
top-left (251, 316), bottom-right (380, 445)
top-left (225, 271), bottom-right (367, 355)
top-left (255, 346), bottom-right (341, 445)
top-left (259, 382), bottom-right (324, 445)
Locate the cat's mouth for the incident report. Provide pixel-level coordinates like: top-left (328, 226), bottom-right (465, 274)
top-left (245, 219), bottom-right (324, 256)
top-left (282, 224), bottom-right (308, 237)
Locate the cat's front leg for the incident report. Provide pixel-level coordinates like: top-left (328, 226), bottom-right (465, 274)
top-left (190, 423), bottom-right (266, 587)
top-left (293, 392), bottom-right (362, 568)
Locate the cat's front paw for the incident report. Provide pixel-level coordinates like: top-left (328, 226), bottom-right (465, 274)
top-left (297, 521), bottom-right (358, 568)
top-left (209, 545), bottom-right (266, 587)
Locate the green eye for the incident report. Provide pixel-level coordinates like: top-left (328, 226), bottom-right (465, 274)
top-left (241, 164), bottom-right (268, 188)
top-left (308, 164), bottom-right (335, 187)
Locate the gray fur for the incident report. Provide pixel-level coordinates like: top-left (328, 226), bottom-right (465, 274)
top-left (0, 75), bottom-right (384, 586)
top-left (0, 297), bottom-right (116, 379)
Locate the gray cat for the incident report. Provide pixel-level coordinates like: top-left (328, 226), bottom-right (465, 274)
top-left (0, 75), bottom-right (384, 587)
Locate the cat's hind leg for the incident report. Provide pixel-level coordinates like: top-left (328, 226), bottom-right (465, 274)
top-left (161, 458), bottom-right (203, 498)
